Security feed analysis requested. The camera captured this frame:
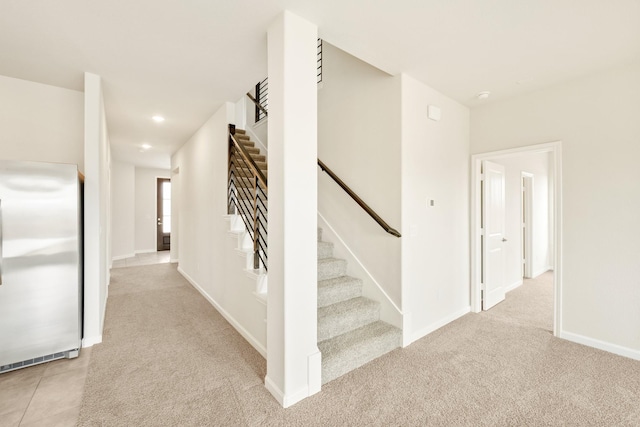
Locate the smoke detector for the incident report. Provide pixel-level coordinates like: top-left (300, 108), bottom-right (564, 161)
top-left (476, 91), bottom-right (491, 101)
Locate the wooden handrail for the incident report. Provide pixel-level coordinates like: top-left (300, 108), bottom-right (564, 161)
top-left (246, 92), bottom-right (268, 119)
top-left (318, 159), bottom-right (401, 238)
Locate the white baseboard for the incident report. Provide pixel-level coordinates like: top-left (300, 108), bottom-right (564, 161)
top-left (409, 306), bottom-right (471, 345)
top-left (307, 350), bottom-right (322, 396)
top-left (177, 266), bottom-right (266, 358)
top-left (82, 335), bottom-right (102, 348)
top-left (112, 253), bottom-right (135, 261)
top-left (505, 279), bottom-right (523, 293)
top-left (135, 249), bottom-right (157, 255)
top-left (533, 267), bottom-right (553, 278)
top-left (264, 372), bottom-right (315, 409)
top-left (559, 330), bottom-right (640, 361)
top-left (265, 376), bottom-right (285, 407)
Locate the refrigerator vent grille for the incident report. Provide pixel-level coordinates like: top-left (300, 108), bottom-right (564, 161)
top-left (0, 352), bottom-right (66, 374)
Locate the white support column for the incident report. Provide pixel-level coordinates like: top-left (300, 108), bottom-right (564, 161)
top-left (265, 11), bottom-right (320, 407)
top-left (83, 72), bottom-right (109, 347)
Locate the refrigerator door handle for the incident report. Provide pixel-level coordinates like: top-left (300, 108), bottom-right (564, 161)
top-left (0, 198), bottom-right (3, 285)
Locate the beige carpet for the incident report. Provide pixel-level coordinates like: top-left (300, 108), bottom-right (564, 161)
top-left (78, 266), bottom-right (640, 426)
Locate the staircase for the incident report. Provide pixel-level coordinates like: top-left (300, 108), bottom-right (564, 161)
top-left (231, 129), bottom-right (268, 181)
top-left (317, 227), bottom-right (402, 384)
top-left (228, 127), bottom-right (402, 385)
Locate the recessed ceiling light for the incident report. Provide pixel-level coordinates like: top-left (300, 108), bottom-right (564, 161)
top-left (141, 143), bottom-right (152, 150)
top-left (152, 115), bottom-right (165, 123)
top-left (476, 91), bottom-right (491, 101)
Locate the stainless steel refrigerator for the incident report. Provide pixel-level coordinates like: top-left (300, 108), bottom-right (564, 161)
top-left (0, 160), bottom-right (82, 373)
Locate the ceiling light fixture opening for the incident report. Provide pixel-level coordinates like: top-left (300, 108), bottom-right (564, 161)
top-left (152, 115), bottom-right (165, 123)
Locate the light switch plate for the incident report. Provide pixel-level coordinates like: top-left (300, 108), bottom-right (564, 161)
top-left (428, 105), bottom-right (441, 121)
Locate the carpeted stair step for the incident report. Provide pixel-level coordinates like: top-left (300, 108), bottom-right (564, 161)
top-left (234, 129), bottom-right (246, 135)
top-left (245, 146), bottom-right (260, 155)
top-left (234, 158), bottom-right (267, 170)
top-left (233, 177), bottom-right (266, 190)
top-left (318, 241), bottom-right (334, 259)
top-left (238, 167), bottom-right (267, 178)
top-left (318, 257), bottom-right (347, 281)
top-left (318, 320), bottom-right (401, 384)
top-left (318, 276), bottom-right (363, 308)
top-left (317, 297), bottom-right (379, 341)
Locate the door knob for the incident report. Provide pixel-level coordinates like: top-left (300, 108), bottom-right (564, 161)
top-left (502, 238), bottom-right (508, 242)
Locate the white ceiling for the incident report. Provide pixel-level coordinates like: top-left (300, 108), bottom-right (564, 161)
top-left (1, 0), bottom-right (639, 169)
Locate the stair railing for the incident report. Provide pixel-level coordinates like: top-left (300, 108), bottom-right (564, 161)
top-left (228, 124), bottom-right (268, 270)
top-left (247, 38), bottom-right (322, 122)
top-left (246, 91), bottom-right (268, 120)
top-left (318, 159), bottom-right (401, 237)
top-left (253, 78), bottom-right (269, 122)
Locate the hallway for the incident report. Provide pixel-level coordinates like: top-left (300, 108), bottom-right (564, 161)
top-left (484, 271), bottom-right (554, 332)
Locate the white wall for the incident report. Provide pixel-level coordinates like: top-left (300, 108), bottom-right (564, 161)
top-left (83, 72), bottom-right (111, 347)
top-left (494, 152), bottom-right (552, 289)
top-left (317, 42), bottom-right (402, 306)
top-left (110, 161), bottom-right (136, 260)
top-left (400, 74), bottom-right (471, 345)
top-left (471, 62), bottom-right (640, 358)
top-left (134, 167), bottom-right (170, 253)
top-left (171, 101), bottom-right (267, 362)
top-left (0, 74), bottom-right (84, 171)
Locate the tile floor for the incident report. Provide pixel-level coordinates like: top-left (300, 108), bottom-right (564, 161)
top-left (111, 251), bottom-right (171, 269)
top-left (0, 347), bottom-right (92, 427)
top-left (1, 253), bottom-right (171, 427)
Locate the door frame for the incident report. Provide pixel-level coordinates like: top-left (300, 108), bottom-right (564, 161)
top-left (521, 172), bottom-right (534, 279)
top-left (471, 141), bottom-right (562, 336)
top-left (156, 178), bottom-right (171, 251)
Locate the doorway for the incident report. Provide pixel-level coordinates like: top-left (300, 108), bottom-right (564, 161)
top-left (157, 178), bottom-right (171, 251)
top-left (471, 142), bottom-right (562, 336)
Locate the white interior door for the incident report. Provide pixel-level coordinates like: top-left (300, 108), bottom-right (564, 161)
top-left (482, 160), bottom-right (506, 310)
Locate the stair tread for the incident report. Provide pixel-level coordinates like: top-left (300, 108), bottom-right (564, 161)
top-left (317, 257), bottom-right (344, 265)
top-left (317, 296), bottom-right (379, 341)
top-left (318, 275), bottom-right (363, 308)
top-left (318, 320), bottom-right (401, 384)
top-left (318, 296), bottom-right (378, 319)
top-left (318, 275), bottom-right (361, 289)
top-left (319, 320), bottom-right (400, 356)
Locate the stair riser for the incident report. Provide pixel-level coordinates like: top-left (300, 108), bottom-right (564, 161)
top-left (320, 329), bottom-right (401, 384)
top-left (318, 280), bottom-right (362, 308)
top-left (318, 304), bottom-right (379, 342)
top-left (317, 241), bottom-right (333, 259)
top-left (317, 259), bottom-right (347, 281)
